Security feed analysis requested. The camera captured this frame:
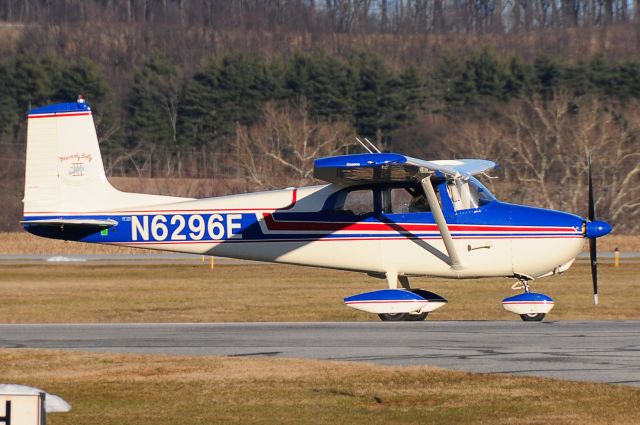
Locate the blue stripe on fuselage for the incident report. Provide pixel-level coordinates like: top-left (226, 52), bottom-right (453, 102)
top-left (21, 201), bottom-right (584, 244)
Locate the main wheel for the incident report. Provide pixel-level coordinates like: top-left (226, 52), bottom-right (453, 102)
top-left (520, 313), bottom-right (545, 322)
top-left (378, 312), bottom-right (428, 322)
top-left (406, 312), bottom-right (428, 321)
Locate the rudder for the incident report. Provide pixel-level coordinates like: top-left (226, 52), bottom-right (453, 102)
top-left (23, 97), bottom-right (188, 216)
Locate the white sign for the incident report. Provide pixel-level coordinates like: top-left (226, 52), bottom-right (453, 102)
top-left (0, 393), bottom-right (44, 425)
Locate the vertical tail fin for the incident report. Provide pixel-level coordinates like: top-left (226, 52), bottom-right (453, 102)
top-left (24, 97), bottom-right (113, 213)
top-left (23, 98), bottom-right (187, 216)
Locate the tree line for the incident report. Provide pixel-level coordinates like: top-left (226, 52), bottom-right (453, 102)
top-left (3, 47), bottom-right (640, 153)
top-left (0, 50), bottom-right (423, 152)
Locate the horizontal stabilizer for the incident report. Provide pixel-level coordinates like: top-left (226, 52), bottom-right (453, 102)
top-left (314, 153), bottom-right (497, 184)
top-left (21, 218), bottom-right (118, 228)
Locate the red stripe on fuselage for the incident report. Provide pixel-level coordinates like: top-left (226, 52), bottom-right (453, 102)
top-left (114, 234), bottom-right (582, 246)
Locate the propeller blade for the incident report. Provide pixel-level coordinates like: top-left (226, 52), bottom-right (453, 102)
top-left (587, 155), bottom-right (598, 305)
top-left (588, 155), bottom-right (595, 222)
top-left (590, 237), bottom-right (598, 305)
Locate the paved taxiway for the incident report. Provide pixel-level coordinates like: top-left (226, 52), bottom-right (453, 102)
top-left (1, 321), bottom-right (638, 386)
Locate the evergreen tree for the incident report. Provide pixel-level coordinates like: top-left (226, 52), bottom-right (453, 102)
top-left (430, 54), bottom-right (475, 110)
top-left (54, 57), bottom-right (120, 151)
top-left (178, 54), bottom-right (276, 149)
top-left (610, 61), bottom-right (640, 99)
top-left (285, 51), bottom-right (354, 122)
top-left (351, 52), bottom-right (421, 141)
top-left (380, 66), bottom-right (424, 142)
top-left (586, 55), bottom-right (612, 97)
top-left (533, 56), bottom-right (563, 99)
top-left (0, 63), bottom-right (19, 138)
top-left (504, 57), bottom-right (534, 98)
top-left (469, 47), bottom-right (507, 100)
top-left (398, 65), bottom-right (425, 113)
top-left (0, 56), bottom-right (75, 142)
top-left (127, 55), bottom-right (181, 151)
top-left (3, 54), bottom-right (60, 113)
top-left (54, 57), bottom-right (109, 104)
top-left (352, 52), bottom-right (389, 138)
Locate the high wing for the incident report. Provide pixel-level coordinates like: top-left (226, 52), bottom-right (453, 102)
top-left (314, 153), bottom-right (496, 184)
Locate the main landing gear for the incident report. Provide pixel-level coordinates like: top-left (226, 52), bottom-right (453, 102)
top-left (343, 273), bottom-right (447, 322)
top-left (377, 275), bottom-right (430, 321)
top-left (501, 278), bottom-right (555, 322)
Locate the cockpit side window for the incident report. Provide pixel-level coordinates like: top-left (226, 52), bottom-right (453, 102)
top-left (382, 184), bottom-right (437, 214)
top-left (334, 188), bottom-right (374, 216)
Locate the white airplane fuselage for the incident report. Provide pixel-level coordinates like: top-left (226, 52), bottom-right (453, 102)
top-left (21, 100), bottom-right (597, 288)
top-left (23, 183), bottom-right (586, 281)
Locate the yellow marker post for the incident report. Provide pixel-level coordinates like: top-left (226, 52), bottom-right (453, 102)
top-left (210, 256), bottom-right (215, 271)
top-left (201, 255), bottom-right (205, 263)
top-left (614, 248), bottom-right (620, 267)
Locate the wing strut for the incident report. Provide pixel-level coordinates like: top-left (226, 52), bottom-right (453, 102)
top-left (421, 176), bottom-right (464, 271)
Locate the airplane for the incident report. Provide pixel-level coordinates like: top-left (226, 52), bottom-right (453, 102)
top-left (21, 97), bottom-right (612, 321)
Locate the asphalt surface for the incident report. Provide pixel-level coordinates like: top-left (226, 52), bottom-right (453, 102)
top-left (1, 321), bottom-right (638, 386)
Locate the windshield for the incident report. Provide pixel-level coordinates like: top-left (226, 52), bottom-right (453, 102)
top-left (469, 176), bottom-right (496, 205)
top-left (447, 176), bottom-right (495, 211)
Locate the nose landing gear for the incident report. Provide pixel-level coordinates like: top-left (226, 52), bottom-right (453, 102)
top-left (502, 278), bottom-right (554, 322)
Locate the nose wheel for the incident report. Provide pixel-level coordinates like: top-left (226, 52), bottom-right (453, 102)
top-left (520, 312), bottom-right (545, 322)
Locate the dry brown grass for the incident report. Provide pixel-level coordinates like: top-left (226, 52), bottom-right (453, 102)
top-left (0, 349), bottom-right (638, 425)
top-left (0, 262), bottom-right (638, 323)
top-left (0, 232), bottom-right (148, 255)
top-left (590, 234), bottom-right (640, 252)
top-left (0, 349), bottom-right (640, 425)
top-left (2, 231), bottom-right (639, 255)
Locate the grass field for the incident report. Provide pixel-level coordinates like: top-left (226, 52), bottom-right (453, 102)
top-left (0, 262), bottom-right (638, 322)
top-left (2, 349), bottom-right (639, 425)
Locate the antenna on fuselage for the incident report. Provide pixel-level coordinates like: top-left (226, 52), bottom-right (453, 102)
top-left (363, 137), bottom-right (382, 153)
top-left (355, 137), bottom-right (373, 153)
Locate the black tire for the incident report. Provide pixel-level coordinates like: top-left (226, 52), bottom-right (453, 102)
top-left (406, 312), bottom-right (428, 321)
top-left (378, 312), bottom-right (428, 322)
top-left (520, 313), bottom-right (545, 322)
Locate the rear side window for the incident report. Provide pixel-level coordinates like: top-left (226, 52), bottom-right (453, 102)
top-left (335, 189), bottom-right (374, 216)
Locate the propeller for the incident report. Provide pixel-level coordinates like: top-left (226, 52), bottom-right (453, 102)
top-left (584, 156), bottom-right (612, 305)
top-left (588, 156), bottom-right (598, 305)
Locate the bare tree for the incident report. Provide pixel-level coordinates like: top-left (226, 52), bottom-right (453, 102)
top-left (236, 101), bottom-right (356, 189)
top-left (439, 92), bottom-right (640, 231)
